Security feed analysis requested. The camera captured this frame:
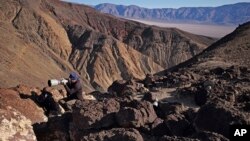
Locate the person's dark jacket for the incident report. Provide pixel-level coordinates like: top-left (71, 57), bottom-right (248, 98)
top-left (64, 79), bottom-right (82, 100)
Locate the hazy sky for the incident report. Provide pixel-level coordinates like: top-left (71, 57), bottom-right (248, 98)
top-left (62, 0), bottom-right (250, 8)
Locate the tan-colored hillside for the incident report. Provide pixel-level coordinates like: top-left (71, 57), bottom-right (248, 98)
top-left (0, 0), bottom-right (215, 90)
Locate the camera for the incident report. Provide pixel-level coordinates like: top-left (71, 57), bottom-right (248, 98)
top-left (48, 79), bottom-right (68, 87)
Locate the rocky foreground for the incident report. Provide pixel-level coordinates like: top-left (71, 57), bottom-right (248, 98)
top-left (0, 64), bottom-right (249, 141)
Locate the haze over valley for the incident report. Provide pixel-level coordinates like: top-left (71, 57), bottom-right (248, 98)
top-left (94, 2), bottom-right (250, 38)
top-left (129, 19), bottom-right (237, 38)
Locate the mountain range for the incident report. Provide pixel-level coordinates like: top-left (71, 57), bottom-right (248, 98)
top-left (95, 2), bottom-right (250, 25)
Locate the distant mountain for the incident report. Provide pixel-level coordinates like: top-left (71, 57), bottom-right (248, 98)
top-left (95, 3), bottom-right (250, 25)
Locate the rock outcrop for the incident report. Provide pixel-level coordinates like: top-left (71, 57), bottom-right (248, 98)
top-left (194, 101), bottom-right (250, 138)
top-left (0, 85), bottom-right (47, 123)
top-left (0, 105), bottom-right (37, 141)
top-left (116, 100), bottom-right (157, 128)
top-left (33, 113), bottom-right (72, 141)
top-left (71, 99), bottom-right (120, 130)
top-left (71, 128), bottom-right (143, 141)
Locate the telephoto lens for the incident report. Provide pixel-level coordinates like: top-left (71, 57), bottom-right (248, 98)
top-left (48, 79), bottom-right (68, 86)
top-left (48, 79), bottom-right (60, 87)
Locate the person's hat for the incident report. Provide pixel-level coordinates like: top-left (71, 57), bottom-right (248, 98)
top-left (69, 72), bottom-right (79, 80)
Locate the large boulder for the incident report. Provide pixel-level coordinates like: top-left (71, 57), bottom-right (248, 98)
top-left (70, 128), bottom-right (143, 141)
top-left (116, 100), bottom-right (157, 128)
top-left (193, 80), bottom-right (215, 106)
top-left (71, 98), bottom-right (120, 130)
top-left (153, 102), bottom-right (195, 136)
top-left (194, 101), bottom-right (250, 138)
top-left (151, 118), bottom-right (171, 136)
top-left (194, 88), bottom-right (209, 106)
top-left (164, 114), bottom-right (191, 136)
top-left (33, 113), bottom-right (72, 141)
top-left (107, 80), bottom-right (127, 95)
top-left (108, 79), bottom-right (148, 97)
top-left (0, 87), bottom-right (47, 123)
top-left (116, 107), bottom-right (143, 128)
top-left (0, 105), bottom-right (37, 141)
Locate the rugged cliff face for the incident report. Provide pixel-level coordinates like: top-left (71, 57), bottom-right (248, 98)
top-left (164, 21), bottom-right (250, 72)
top-left (0, 0), bottom-right (215, 90)
top-left (0, 0), bottom-right (74, 89)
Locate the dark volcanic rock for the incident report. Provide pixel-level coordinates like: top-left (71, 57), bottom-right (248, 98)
top-left (142, 92), bottom-right (158, 103)
top-left (243, 102), bottom-right (250, 112)
top-left (71, 128), bottom-right (143, 141)
top-left (191, 78), bottom-right (239, 106)
top-left (158, 102), bottom-right (186, 118)
top-left (108, 79), bottom-right (149, 97)
top-left (192, 80), bottom-right (216, 106)
top-left (192, 131), bottom-right (229, 141)
top-left (116, 100), bottom-right (157, 128)
top-left (211, 67), bottom-right (226, 75)
top-left (108, 80), bottom-right (127, 95)
top-left (194, 101), bottom-right (250, 138)
top-left (156, 71), bottom-right (199, 88)
top-left (143, 74), bottom-right (157, 88)
top-left (116, 107), bottom-right (143, 128)
top-left (194, 88), bottom-right (209, 106)
top-left (164, 114), bottom-right (191, 136)
top-left (183, 108), bottom-right (198, 123)
top-left (151, 118), bottom-right (171, 136)
top-left (71, 99), bottom-right (120, 130)
top-left (159, 135), bottom-right (200, 141)
top-left (33, 113), bottom-right (72, 141)
top-left (150, 102), bottom-right (195, 136)
top-left (237, 91), bottom-right (250, 103)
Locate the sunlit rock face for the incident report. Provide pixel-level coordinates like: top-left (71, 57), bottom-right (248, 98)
top-left (0, 105), bottom-right (37, 141)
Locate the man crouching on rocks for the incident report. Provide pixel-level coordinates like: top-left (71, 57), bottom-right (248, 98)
top-left (59, 72), bottom-right (83, 111)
